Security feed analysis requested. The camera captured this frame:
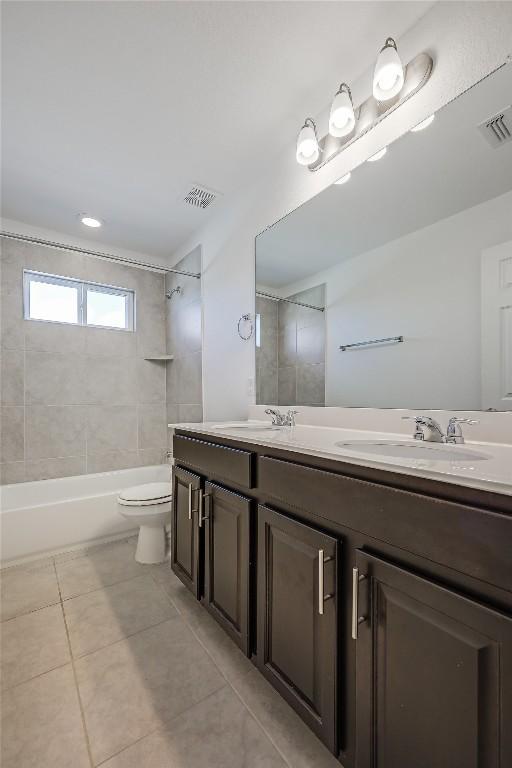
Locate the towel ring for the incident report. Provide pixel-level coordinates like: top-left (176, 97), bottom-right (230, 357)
top-left (237, 313), bottom-right (254, 340)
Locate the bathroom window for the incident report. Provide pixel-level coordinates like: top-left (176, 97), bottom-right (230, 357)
top-left (23, 270), bottom-right (135, 331)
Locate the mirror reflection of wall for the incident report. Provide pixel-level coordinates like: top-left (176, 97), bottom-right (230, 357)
top-left (255, 63), bottom-right (512, 412)
top-left (256, 286), bottom-right (325, 406)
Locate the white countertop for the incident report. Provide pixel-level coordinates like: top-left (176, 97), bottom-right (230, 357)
top-left (169, 420), bottom-right (512, 498)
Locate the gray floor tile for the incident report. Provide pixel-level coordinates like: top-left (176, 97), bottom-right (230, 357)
top-left (64, 575), bottom-right (177, 657)
top-left (232, 669), bottom-right (340, 768)
top-left (55, 539), bottom-right (143, 599)
top-left (75, 617), bottom-right (226, 765)
top-left (0, 664), bottom-right (90, 768)
top-left (0, 558), bottom-right (60, 621)
top-left (101, 686), bottom-right (286, 768)
top-left (1, 604), bottom-right (70, 690)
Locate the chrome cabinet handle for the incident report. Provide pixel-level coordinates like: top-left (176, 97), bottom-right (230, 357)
top-left (198, 491), bottom-right (211, 528)
top-left (351, 567), bottom-right (367, 639)
top-left (318, 549), bottom-right (334, 615)
top-left (188, 483), bottom-right (193, 520)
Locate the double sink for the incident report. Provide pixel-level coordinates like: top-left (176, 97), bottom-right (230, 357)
top-left (211, 422), bottom-right (490, 462)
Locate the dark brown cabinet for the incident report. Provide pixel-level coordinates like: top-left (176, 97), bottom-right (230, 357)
top-left (203, 482), bottom-right (251, 654)
top-left (354, 550), bottom-right (512, 768)
top-left (256, 505), bottom-right (340, 753)
top-left (171, 466), bottom-right (202, 598)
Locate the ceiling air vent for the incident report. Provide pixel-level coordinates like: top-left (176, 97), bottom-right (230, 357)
top-left (182, 184), bottom-right (219, 210)
top-left (478, 105), bottom-right (512, 148)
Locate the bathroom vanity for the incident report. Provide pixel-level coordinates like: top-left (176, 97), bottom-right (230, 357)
top-left (170, 421), bottom-right (512, 768)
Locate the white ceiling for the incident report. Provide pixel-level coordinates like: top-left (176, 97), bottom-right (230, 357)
top-left (1, 1), bottom-right (433, 259)
top-left (256, 62), bottom-right (512, 288)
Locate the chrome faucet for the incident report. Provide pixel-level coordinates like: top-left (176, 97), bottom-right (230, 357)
top-left (402, 415), bottom-right (445, 442)
top-left (265, 408), bottom-right (299, 427)
top-left (446, 417), bottom-right (478, 444)
top-left (402, 415), bottom-right (479, 443)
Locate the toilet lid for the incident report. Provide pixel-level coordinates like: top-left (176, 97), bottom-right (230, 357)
top-left (118, 482), bottom-right (172, 506)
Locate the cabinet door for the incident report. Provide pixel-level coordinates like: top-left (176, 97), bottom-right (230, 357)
top-left (257, 505), bottom-right (339, 753)
top-left (203, 482), bottom-right (251, 654)
top-left (171, 466), bottom-right (202, 598)
top-left (354, 550), bottom-right (512, 768)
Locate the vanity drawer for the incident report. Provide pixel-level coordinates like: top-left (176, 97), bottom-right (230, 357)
top-left (258, 456), bottom-right (512, 590)
top-left (174, 434), bottom-right (255, 488)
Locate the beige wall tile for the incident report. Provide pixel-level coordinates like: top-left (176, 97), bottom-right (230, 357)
top-left (0, 406), bottom-right (24, 462)
top-left (25, 321), bottom-right (86, 354)
top-left (137, 447), bottom-right (166, 466)
top-left (1, 349), bottom-right (24, 405)
top-left (86, 405), bottom-right (137, 452)
top-left (24, 456), bottom-right (86, 482)
top-left (1, 274), bottom-right (24, 350)
top-left (138, 404), bottom-right (167, 449)
top-left (177, 351), bottom-right (202, 405)
top-left (137, 359), bottom-right (166, 404)
top-left (297, 323), bottom-right (325, 365)
top-left (25, 405), bottom-right (86, 460)
top-left (85, 326), bottom-right (136, 357)
top-left (177, 403), bottom-right (203, 423)
top-left (0, 461), bottom-right (25, 484)
top-left (136, 302), bottom-right (166, 358)
top-left (86, 449), bottom-right (139, 474)
top-left (24, 245), bottom-right (87, 280)
top-left (85, 356), bottom-right (138, 405)
top-left (25, 351), bottom-right (87, 405)
top-left (278, 366), bottom-right (296, 406)
top-left (296, 363), bottom-right (325, 406)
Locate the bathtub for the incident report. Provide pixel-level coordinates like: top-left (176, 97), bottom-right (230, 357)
top-left (0, 465), bottom-right (171, 567)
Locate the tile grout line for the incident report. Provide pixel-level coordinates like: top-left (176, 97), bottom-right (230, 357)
top-left (53, 558), bottom-right (96, 768)
top-left (151, 573), bottom-right (294, 768)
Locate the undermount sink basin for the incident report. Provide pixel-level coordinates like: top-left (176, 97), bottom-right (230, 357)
top-left (335, 440), bottom-right (490, 462)
top-left (211, 422), bottom-right (280, 432)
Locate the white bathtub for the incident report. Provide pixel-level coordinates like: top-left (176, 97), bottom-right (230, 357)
top-left (0, 465), bottom-right (171, 567)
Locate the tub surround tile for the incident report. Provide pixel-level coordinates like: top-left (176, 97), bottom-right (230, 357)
top-left (137, 447), bottom-right (167, 466)
top-left (0, 406), bottom-right (24, 462)
top-left (296, 363), bottom-right (325, 405)
top-left (1, 604), bottom-right (70, 689)
top-left (86, 405), bottom-right (138, 453)
top-left (0, 461), bottom-right (25, 484)
top-left (85, 356), bottom-right (138, 406)
top-left (101, 686), bottom-right (286, 768)
top-left (0, 349), bottom-right (24, 405)
top-left (297, 323), bottom-right (325, 365)
top-left (86, 448), bottom-right (140, 474)
top-left (177, 403), bottom-right (203, 423)
top-left (136, 359), bottom-right (166, 404)
top-left (136, 302), bottom-right (166, 359)
top-left (55, 539), bottom-right (145, 599)
top-left (24, 456), bottom-right (86, 482)
top-left (25, 405), bottom-right (86, 460)
top-left (0, 664), bottom-right (90, 768)
top-left (64, 575), bottom-right (176, 658)
top-left (25, 350), bottom-right (87, 406)
top-left (85, 326), bottom-right (136, 357)
top-left (0, 558), bottom-right (60, 621)
top-left (277, 366), bottom-right (297, 406)
top-left (138, 404), bottom-right (167, 449)
top-left (25, 246), bottom-right (88, 281)
top-left (25, 321), bottom-right (86, 355)
top-left (75, 618), bottom-right (225, 765)
top-left (0, 274), bottom-right (24, 351)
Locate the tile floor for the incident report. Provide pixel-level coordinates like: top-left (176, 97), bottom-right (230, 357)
top-left (1, 537), bottom-right (340, 767)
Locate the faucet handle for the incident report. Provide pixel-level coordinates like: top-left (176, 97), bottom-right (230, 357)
top-left (286, 409), bottom-right (299, 427)
top-left (448, 417), bottom-right (479, 425)
top-left (446, 416), bottom-right (479, 444)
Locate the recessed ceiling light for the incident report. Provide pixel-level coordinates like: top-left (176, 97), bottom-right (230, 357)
top-left (79, 214), bottom-right (102, 228)
top-left (410, 114), bottom-right (435, 132)
top-left (334, 172), bottom-right (351, 185)
top-left (367, 147), bottom-right (387, 162)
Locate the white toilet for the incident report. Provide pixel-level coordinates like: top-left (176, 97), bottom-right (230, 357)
top-left (117, 482), bottom-right (172, 564)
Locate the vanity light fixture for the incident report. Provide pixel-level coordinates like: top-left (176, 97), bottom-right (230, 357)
top-left (79, 214), bottom-right (102, 228)
top-left (367, 147), bottom-right (387, 162)
top-left (373, 37), bottom-right (404, 101)
top-left (410, 114), bottom-right (435, 132)
top-left (295, 37), bottom-right (432, 170)
top-left (334, 172), bottom-right (351, 185)
top-left (296, 118), bottom-right (320, 165)
top-left (329, 83), bottom-right (356, 138)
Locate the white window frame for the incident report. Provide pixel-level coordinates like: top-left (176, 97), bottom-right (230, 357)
top-left (23, 270), bottom-right (135, 332)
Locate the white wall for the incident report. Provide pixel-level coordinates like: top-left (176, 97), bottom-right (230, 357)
top-left (282, 190), bottom-right (512, 409)
top-left (169, 2), bottom-right (512, 420)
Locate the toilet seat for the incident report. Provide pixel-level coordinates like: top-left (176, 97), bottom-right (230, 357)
top-left (117, 482), bottom-right (172, 507)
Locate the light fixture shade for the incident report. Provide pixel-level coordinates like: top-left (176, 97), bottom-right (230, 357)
top-left (334, 172), bottom-right (351, 185)
top-left (373, 38), bottom-right (404, 101)
top-left (329, 84), bottom-right (355, 138)
top-left (411, 114), bottom-right (435, 132)
top-left (296, 119), bottom-right (320, 165)
top-left (367, 147), bottom-right (387, 162)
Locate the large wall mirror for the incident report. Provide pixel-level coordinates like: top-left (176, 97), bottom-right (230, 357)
top-left (255, 63), bottom-right (512, 411)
